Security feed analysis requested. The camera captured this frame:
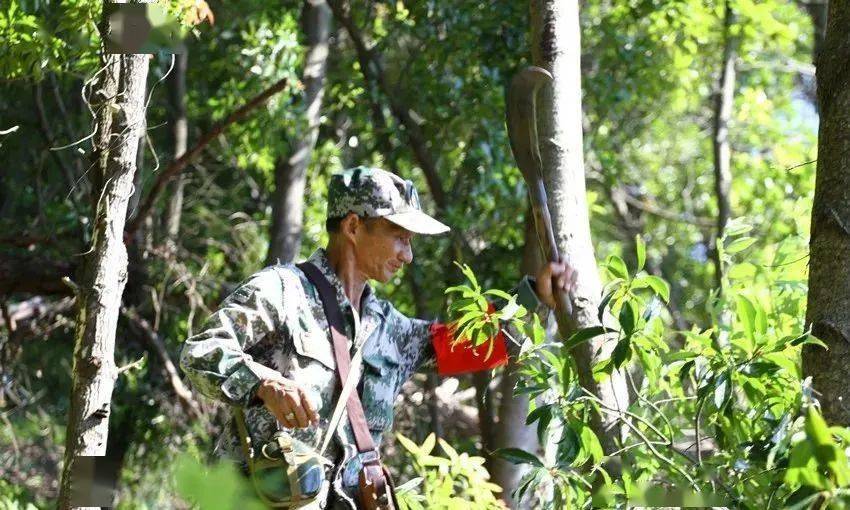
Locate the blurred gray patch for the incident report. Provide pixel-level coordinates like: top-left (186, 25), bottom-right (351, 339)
top-left (104, 3), bottom-right (186, 54)
top-left (69, 455), bottom-right (120, 507)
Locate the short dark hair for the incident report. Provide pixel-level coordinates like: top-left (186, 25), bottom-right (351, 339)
top-left (325, 216), bottom-right (344, 233)
top-left (325, 214), bottom-right (382, 234)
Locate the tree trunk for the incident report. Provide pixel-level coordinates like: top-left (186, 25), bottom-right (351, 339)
top-left (530, 0), bottom-right (629, 462)
top-left (164, 52), bottom-right (189, 243)
top-left (57, 52), bottom-right (149, 509)
top-left (803, 0), bottom-right (850, 426)
top-left (711, 0), bottom-right (737, 293)
top-left (267, 0), bottom-right (331, 265)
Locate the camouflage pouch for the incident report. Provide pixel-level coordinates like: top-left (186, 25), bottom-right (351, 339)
top-left (234, 408), bottom-right (332, 508)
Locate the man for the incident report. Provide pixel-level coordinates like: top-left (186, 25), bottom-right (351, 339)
top-left (179, 166), bottom-right (576, 508)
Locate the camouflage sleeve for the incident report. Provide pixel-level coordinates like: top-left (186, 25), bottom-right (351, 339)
top-left (514, 274), bottom-right (550, 320)
top-left (386, 306), bottom-right (435, 383)
top-left (179, 267), bottom-right (290, 407)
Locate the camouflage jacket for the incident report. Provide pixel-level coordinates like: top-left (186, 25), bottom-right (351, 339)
top-left (179, 249), bottom-right (543, 508)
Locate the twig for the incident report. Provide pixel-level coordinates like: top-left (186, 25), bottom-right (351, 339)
top-left (117, 356), bottom-right (146, 374)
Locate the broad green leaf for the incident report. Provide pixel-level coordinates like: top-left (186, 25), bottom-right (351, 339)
top-left (493, 448), bottom-right (544, 467)
top-left (643, 275), bottom-right (671, 302)
top-left (619, 300), bottom-right (638, 336)
top-left (396, 433), bottom-right (420, 455)
top-left (484, 288), bottom-right (514, 300)
top-left (575, 421), bottom-right (604, 465)
top-left (726, 236), bottom-right (756, 254)
top-left (421, 433), bottom-right (436, 455)
top-left (564, 326), bottom-right (608, 351)
top-left (736, 295), bottom-right (757, 342)
top-left (606, 255), bottom-right (629, 280)
top-left (612, 338), bottom-right (632, 367)
top-left (526, 403), bottom-right (553, 425)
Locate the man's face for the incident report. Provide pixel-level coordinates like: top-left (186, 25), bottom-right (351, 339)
top-left (352, 217), bottom-right (414, 283)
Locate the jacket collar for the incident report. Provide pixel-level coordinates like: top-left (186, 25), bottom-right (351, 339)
top-left (306, 248), bottom-right (382, 318)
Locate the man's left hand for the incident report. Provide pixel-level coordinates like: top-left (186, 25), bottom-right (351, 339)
top-left (535, 259), bottom-right (578, 310)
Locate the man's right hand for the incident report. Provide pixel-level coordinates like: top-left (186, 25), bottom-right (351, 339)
top-left (256, 378), bottom-right (320, 429)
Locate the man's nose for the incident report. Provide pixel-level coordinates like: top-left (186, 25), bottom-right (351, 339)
top-left (401, 243), bottom-right (413, 264)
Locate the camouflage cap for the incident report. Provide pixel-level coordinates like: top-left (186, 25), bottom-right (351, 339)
top-left (327, 166), bottom-right (450, 235)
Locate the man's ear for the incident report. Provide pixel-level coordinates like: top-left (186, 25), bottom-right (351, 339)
top-left (340, 213), bottom-right (361, 243)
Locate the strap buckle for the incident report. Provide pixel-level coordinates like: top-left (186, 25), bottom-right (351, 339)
top-left (358, 449), bottom-right (381, 465)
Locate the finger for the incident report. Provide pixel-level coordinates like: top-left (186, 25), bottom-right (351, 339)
top-left (284, 391), bottom-right (309, 428)
top-left (275, 400), bottom-right (297, 429)
top-left (299, 389), bottom-right (320, 425)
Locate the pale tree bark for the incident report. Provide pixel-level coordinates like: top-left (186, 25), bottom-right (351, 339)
top-left (164, 52), bottom-right (189, 242)
top-left (530, 0), bottom-right (629, 461)
top-left (267, 0), bottom-right (331, 265)
top-left (490, 213), bottom-right (544, 508)
top-left (803, 0), bottom-right (850, 426)
top-left (57, 52), bottom-right (150, 508)
top-left (711, 0), bottom-right (737, 293)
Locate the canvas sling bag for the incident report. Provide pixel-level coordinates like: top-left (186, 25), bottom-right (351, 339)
top-left (297, 262), bottom-right (398, 510)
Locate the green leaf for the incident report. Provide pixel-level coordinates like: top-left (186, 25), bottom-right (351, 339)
top-left (575, 421), bottom-right (604, 465)
top-left (484, 288), bottom-right (514, 300)
top-left (537, 407), bottom-right (553, 445)
top-left (421, 433), bottom-right (436, 455)
top-left (493, 448), bottom-right (544, 467)
top-left (396, 433), bottom-right (421, 455)
top-left (726, 236), bottom-right (756, 254)
top-left (643, 275), bottom-right (670, 302)
top-left (791, 333), bottom-right (828, 350)
top-left (635, 235), bottom-right (646, 271)
top-left (612, 338), bottom-right (632, 367)
top-left (598, 290), bottom-right (616, 323)
top-left (763, 352), bottom-right (800, 378)
top-left (619, 300), bottom-right (638, 336)
top-left (526, 403), bottom-right (553, 425)
top-left (736, 295), bottom-right (757, 342)
top-left (713, 372), bottom-right (731, 409)
top-left (724, 219), bottom-right (753, 237)
top-left (605, 255), bottom-right (629, 280)
top-left (564, 326), bottom-right (608, 351)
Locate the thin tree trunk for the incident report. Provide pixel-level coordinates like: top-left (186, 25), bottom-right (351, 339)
top-left (530, 0), bottom-right (629, 464)
top-left (267, 0), bottom-right (331, 265)
top-left (57, 52), bottom-right (150, 509)
top-left (711, 0), bottom-right (737, 293)
top-left (164, 52), bottom-right (189, 242)
top-left (803, 0), bottom-right (850, 426)
top-left (801, 0), bottom-right (827, 108)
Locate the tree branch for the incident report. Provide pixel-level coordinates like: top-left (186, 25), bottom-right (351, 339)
top-left (125, 76), bottom-right (291, 236)
top-left (327, 0), bottom-right (447, 209)
top-left (122, 307), bottom-right (202, 419)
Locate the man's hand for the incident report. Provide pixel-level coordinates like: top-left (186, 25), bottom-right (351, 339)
top-left (535, 259), bottom-right (578, 310)
top-left (256, 378), bottom-right (320, 429)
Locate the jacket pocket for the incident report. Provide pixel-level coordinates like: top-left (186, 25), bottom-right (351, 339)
top-left (293, 328), bottom-right (336, 371)
top-left (361, 353), bottom-right (399, 432)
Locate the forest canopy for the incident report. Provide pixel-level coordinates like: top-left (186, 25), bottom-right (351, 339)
top-left (3, 0), bottom-right (848, 508)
